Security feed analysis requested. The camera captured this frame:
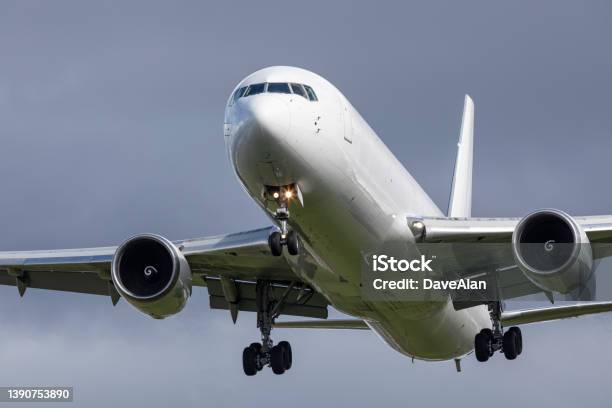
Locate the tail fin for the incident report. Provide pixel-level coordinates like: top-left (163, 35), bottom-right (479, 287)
top-left (447, 95), bottom-right (474, 218)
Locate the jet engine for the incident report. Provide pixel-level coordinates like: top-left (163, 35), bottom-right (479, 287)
top-left (111, 234), bottom-right (192, 319)
top-left (512, 209), bottom-right (593, 294)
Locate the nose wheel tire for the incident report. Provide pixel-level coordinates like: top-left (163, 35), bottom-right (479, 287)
top-left (268, 232), bottom-right (283, 256)
top-left (286, 231), bottom-right (299, 255)
top-left (268, 194), bottom-right (300, 257)
top-left (268, 231), bottom-right (300, 256)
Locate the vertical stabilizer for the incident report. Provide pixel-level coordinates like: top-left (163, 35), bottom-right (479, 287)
top-left (448, 95), bottom-right (474, 218)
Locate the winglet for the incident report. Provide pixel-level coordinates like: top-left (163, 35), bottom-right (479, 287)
top-left (448, 95), bottom-right (474, 218)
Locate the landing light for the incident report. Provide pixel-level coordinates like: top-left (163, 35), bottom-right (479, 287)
top-left (284, 191), bottom-right (293, 199)
top-left (273, 192), bottom-right (280, 199)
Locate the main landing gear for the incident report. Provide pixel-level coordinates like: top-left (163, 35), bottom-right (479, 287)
top-left (267, 186), bottom-right (300, 257)
top-left (474, 301), bottom-right (523, 362)
top-left (242, 280), bottom-right (293, 376)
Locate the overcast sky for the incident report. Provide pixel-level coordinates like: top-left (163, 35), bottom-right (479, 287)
top-left (0, 1), bottom-right (611, 407)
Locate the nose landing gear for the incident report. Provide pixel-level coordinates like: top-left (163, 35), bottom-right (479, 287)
top-left (268, 229), bottom-right (299, 256)
top-left (266, 185), bottom-right (300, 257)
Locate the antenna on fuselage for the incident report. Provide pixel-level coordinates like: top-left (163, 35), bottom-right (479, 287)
top-left (447, 95), bottom-right (474, 218)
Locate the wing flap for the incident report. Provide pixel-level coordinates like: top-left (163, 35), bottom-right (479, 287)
top-left (206, 278), bottom-right (329, 319)
top-left (0, 269), bottom-right (110, 296)
top-left (274, 319), bottom-right (370, 330)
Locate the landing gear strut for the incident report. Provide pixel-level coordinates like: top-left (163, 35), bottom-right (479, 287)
top-left (267, 186), bottom-right (300, 257)
top-left (474, 301), bottom-right (523, 362)
top-left (242, 280), bottom-right (293, 376)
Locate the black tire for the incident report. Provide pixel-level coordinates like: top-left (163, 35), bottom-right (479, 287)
top-left (509, 327), bottom-right (522, 355)
top-left (503, 330), bottom-right (518, 360)
top-left (474, 333), bottom-right (490, 362)
top-left (270, 345), bottom-right (286, 375)
top-left (249, 342), bottom-right (262, 354)
top-left (268, 232), bottom-right (283, 257)
top-left (480, 329), bottom-right (494, 356)
top-left (248, 343), bottom-right (263, 371)
top-left (480, 328), bottom-right (493, 338)
top-left (242, 347), bottom-right (258, 376)
top-left (278, 341), bottom-right (292, 370)
top-left (286, 231), bottom-right (299, 256)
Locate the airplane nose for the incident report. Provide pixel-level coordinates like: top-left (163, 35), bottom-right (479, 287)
top-left (229, 95), bottom-right (293, 186)
top-left (240, 95), bottom-right (291, 144)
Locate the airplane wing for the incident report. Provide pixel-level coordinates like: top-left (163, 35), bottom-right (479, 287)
top-left (500, 301), bottom-right (612, 326)
top-left (418, 215), bottom-right (612, 244)
top-left (414, 214), bottom-right (612, 303)
top-left (0, 226), bottom-right (329, 319)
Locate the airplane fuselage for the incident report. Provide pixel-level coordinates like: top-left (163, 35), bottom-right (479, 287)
top-left (224, 66), bottom-right (490, 361)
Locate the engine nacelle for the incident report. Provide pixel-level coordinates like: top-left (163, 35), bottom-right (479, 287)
top-left (512, 209), bottom-right (593, 294)
top-left (111, 234), bottom-right (192, 319)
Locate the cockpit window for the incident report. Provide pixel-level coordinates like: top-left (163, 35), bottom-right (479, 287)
top-left (244, 83), bottom-right (266, 97)
top-left (304, 85), bottom-right (318, 101)
top-left (231, 82), bottom-right (318, 103)
top-left (267, 82), bottom-right (291, 94)
top-left (231, 86), bottom-right (247, 104)
top-left (290, 83), bottom-right (307, 99)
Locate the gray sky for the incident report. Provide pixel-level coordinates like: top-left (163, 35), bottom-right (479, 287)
top-left (0, 1), bottom-right (611, 407)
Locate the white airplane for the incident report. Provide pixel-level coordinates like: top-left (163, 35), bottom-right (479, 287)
top-left (3, 66), bottom-right (612, 376)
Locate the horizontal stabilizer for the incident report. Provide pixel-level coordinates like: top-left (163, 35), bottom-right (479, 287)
top-left (274, 319), bottom-right (369, 330)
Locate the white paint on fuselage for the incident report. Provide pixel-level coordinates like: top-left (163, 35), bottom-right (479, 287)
top-left (224, 66), bottom-right (490, 361)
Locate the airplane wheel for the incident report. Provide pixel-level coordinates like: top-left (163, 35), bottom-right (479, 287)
top-left (503, 330), bottom-right (518, 360)
top-left (270, 345), bottom-right (286, 375)
top-left (480, 328), bottom-right (492, 337)
top-left (278, 341), bottom-right (292, 370)
top-left (242, 347), bottom-right (258, 376)
top-left (480, 329), bottom-right (494, 356)
top-left (286, 231), bottom-right (299, 256)
top-left (249, 342), bottom-right (262, 354)
top-left (248, 342), bottom-right (263, 370)
top-left (474, 332), bottom-right (490, 362)
top-left (509, 327), bottom-right (522, 355)
top-left (268, 232), bottom-right (283, 257)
